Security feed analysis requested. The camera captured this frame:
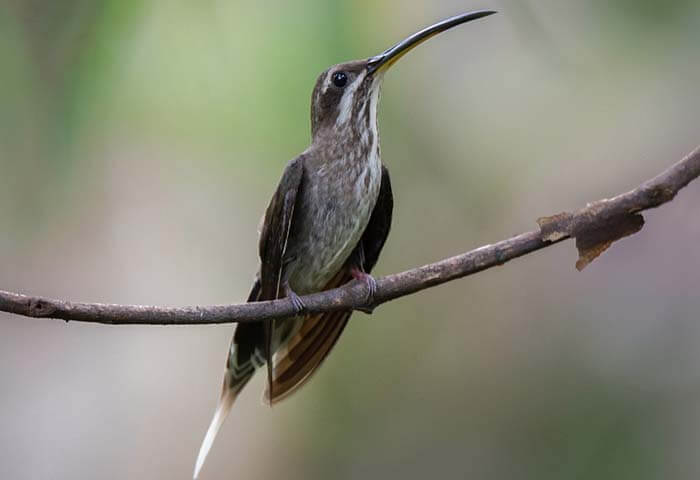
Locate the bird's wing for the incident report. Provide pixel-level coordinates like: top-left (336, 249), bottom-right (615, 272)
top-left (257, 156), bottom-right (305, 394)
top-left (195, 158), bottom-right (306, 478)
top-left (266, 165), bottom-right (394, 404)
top-left (356, 165), bottom-right (394, 272)
top-left (258, 156), bottom-right (305, 300)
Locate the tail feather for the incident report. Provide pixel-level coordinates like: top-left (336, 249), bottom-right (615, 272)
top-left (194, 279), bottom-right (262, 478)
top-left (193, 374), bottom-right (252, 479)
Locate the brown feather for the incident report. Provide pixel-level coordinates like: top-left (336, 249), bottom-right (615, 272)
top-left (265, 272), bottom-right (352, 404)
top-left (267, 311), bottom-right (351, 404)
top-left (257, 157), bottom-right (304, 401)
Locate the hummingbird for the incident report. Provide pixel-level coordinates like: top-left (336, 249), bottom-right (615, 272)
top-left (193, 10), bottom-right (496, 478)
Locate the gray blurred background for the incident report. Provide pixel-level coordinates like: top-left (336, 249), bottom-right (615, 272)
top-left (1, 0), bottom-right (699, 479)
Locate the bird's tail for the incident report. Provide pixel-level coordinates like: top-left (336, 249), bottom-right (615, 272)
top-left (194, 280), bottom-right (263, 479)
top-left (193, 371), bottom-right (253, 479)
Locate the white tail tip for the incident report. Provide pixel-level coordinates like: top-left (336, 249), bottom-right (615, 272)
top-left (193, 388), bottom-right (236, 479)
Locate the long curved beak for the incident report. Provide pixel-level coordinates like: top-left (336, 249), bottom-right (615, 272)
top-left (367, 10), bottom-right (496, 75)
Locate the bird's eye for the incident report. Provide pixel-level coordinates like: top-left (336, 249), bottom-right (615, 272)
top-left (332, 71), bottom-right (348, 88)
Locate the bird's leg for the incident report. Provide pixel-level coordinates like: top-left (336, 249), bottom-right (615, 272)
top-left (280, 256), bottom-right (306, 315)
top-left (348, 245), bottom-right (377, 313)
top-left (350, 267), bottom-right (377, 303)
top-left (283, 281), bottom-right (306, 315)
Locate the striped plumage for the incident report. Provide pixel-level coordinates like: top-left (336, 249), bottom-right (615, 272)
top-left (193, 11), bottom-right (496, 478)
top-left (193, 62), bottom-right (394, 479)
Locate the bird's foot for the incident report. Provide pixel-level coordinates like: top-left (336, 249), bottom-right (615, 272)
top-left (350, 267), bottom-right (377, 314)
top-left (284, 285), bottom-right (306, 315)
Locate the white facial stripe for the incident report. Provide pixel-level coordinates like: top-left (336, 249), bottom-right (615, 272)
top-left (369, 77), bottom-right (381, 128)
top-left (334, 73), bottom-right (365, 127)
top-left (321, 74), bottom-right (332, 96)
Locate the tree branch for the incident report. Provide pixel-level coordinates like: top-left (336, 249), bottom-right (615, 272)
top-left (1, 146), bottom-right (699, 326)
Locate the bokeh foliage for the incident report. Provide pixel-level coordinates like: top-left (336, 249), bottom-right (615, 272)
top-left (1, 1), bottom-right (700, 479)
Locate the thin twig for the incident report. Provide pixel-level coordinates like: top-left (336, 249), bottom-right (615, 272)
top-left (1, 146), bottom-right (699, 326)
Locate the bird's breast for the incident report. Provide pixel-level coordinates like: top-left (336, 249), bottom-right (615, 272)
top-left (287, 146), bottom-right (382, 293)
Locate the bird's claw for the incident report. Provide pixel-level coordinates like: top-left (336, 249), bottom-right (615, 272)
top-left (287, 290), bottom-right (306, 314)
top-left (351, 268), bottom-right (377, 313)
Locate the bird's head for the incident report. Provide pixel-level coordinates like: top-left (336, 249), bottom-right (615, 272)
top-left (309, 10), bottom-right (496, 141)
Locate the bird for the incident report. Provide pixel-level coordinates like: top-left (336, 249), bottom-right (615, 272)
top-left (193, 10), bottom-right (496, 478)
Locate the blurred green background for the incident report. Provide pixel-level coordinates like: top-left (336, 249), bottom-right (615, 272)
top-left (2, 1), bottom-right (700, 479)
